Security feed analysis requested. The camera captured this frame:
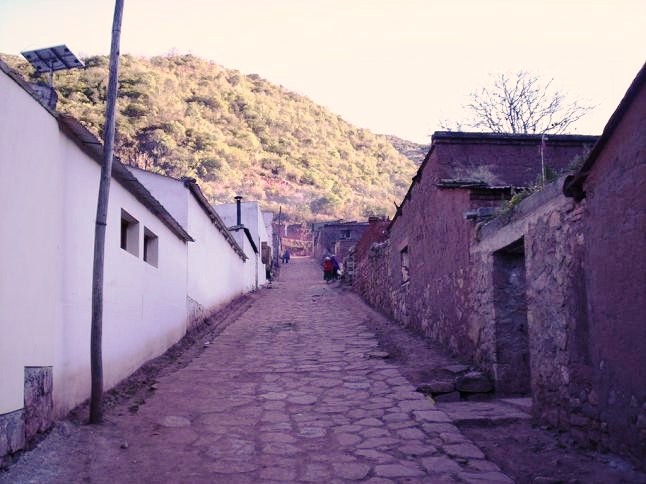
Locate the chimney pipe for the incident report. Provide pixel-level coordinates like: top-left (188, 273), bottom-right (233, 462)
top-left (234, 195), bottom-right (243, 226)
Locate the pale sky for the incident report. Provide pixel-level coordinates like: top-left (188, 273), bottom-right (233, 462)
top-left (1, 0), bottom-right (644, 143)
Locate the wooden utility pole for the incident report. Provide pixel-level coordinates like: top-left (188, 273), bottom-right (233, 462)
top-left (90, 0), bottom-right (124, 424)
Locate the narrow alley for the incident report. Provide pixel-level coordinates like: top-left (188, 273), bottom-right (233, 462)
top-left (2, 257), bottom-right (513, 483)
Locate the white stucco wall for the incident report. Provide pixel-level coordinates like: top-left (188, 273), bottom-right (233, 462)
top-left (1, 70), bottom-right (190, 418)
top-left (0, 72), bottom-right (63, 414)
top-left (128, 168), bottom-right (248, 318)
top-left (229, 230), bottom-right (259, 292)
top-left (125, 168), bottom-right (189, 229)
top-left (263, 211), bottom-right (276, 261)
top-left (57, 149), bottom-right (189, 413)
top-left (215, 201), bottom-right (270, 289)
top-left (263, 211), bottom-right (274, 244)
top-left (186, 196), bottom-right (246, 312)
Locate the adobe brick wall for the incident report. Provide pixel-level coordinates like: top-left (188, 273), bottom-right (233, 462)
top-left (388, 153), bottom-right (477, 356)
top-left (580, 81), bottom-right (646, 463)
top-left (430, 133), bottom-right (596, 186)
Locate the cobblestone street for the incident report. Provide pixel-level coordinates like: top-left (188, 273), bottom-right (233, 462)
top-left (1, 257), bottom-right (513, 483)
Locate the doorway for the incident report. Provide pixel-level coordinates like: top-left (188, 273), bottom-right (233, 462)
top-left (493, 238), bottom-right (531, 395)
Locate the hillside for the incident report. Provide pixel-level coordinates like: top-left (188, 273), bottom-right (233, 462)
top-left (2, 53), bottom-right (416, 221)
top-left (384, 135), bottom-right (429, 165)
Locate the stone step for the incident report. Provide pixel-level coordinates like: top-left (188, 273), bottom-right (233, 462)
top-left (436, 399), bottom-right (532, 426)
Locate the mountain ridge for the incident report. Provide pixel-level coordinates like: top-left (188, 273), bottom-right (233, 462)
top-left (2, 53), bottom-right (417, 221)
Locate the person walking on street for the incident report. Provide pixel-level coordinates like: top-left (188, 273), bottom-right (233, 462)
top-left (330, 256), bottom-right (340, 280)
top-left (322, 257), bottom-right (334, 282)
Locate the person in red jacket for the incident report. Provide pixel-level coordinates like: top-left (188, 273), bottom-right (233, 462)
top-left (322, 257), bottom-right (334, 282)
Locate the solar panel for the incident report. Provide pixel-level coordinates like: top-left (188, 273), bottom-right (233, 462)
top-left (21, 44), bottom-right (84, 74)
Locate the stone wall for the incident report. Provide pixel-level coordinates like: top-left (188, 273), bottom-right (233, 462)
top-left (525, 200), bottom-right (591, 432)
top-left (471, 178), bottom-right (645, 463)
top-left (23, 367), bottom-right (53, 442)
top-left (353, 220), bottom-right (393, 317)
top-left (353, 240), bottom-right (393, 317)
top-left (0, 366), bottom-right (53, 468)
top-left (0, 410), bottom-right (24, 468)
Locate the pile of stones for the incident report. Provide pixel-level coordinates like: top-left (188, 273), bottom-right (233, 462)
top-left (416, 365), bottom-right (494, 402)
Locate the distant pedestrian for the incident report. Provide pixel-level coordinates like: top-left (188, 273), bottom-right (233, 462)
top-left (282, 249), bottom-right (290, 264)
top-left (322, 257), bottom-right (334, 282)
top-left (265, 261), bottom-right (273, 283)
top-left (330, 256), bottom-right (340, 280)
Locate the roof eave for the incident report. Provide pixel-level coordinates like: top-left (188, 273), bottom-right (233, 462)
top-left (564, 61), bottom-right (646, 200)
top-left (181, 177), bottom-right (247, 260)
top-left (57, 115), bottom-right (193, 242)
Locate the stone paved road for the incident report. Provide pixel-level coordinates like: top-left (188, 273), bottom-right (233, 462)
top-left (2, 258), bottom-right (512, 483)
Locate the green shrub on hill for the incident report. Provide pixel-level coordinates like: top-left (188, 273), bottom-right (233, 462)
top-left (2, 53), bottom-right (416, 221)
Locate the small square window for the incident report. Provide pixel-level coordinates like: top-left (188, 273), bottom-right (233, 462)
top-left (143, 227), bottom-right (158, 267)
top-left (120, 209), bottom-right (139, 257)
top-left (400, 246), bottom-right (410, 283)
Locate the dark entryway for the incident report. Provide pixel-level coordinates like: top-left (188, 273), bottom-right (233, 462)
top-left (493, 238), bottom-right (531, 395)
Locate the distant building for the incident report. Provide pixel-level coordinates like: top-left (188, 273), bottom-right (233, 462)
top-left (312, 220), bottom-right (371, 263)
top-left (214, 199), bottom-right (270, 291)
top-left (347, 216), bottom-right (390, 289)
top-left (278, 223), bottom-right (313, 257)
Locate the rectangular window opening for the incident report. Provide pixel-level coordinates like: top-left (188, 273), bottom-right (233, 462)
top-left (400, 246), bottom-right (410, 284)
top-left (120, 209), bottom-right (140, 257)
top-left (143, 227), bottom-right (158, 267)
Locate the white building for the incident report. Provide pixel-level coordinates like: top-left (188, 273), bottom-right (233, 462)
top-left (0, 59), bottom-right (192, 438)
top-left (214, 200), bottom-right (271, 290)
top-left (127, 168), bottom-right (249, 327)
top-left (0, 60), bottom-right (253, 461)
top-left (262, 210), bottom-right (278, 266)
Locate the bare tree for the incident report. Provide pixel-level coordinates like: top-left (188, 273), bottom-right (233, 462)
top-left (90, 0), bottom-right (124, 424)
top-left (443, 71), bottom-right (593, 134)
